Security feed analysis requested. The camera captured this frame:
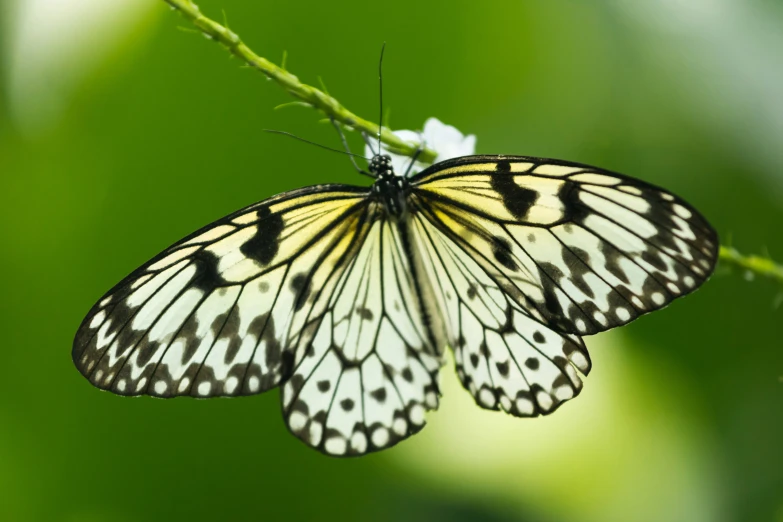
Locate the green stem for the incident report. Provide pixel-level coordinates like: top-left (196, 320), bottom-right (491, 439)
top-left (166, 2), bottom-right (780, 290)
top-left (162, 0), bottom-right (438, 163)
top-left (718, 246), bottom-right (783, 285)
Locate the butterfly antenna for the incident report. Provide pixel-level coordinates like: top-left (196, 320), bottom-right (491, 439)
top-left (263, 129), bottom-right (371, 165)
top-left (377, 42), bottom-right (386, 157)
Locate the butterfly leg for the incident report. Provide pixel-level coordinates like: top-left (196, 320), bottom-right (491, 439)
top-left (402, 146), bottom-right (424, 178)
top-left (360, 130), bottom-right (379, 157)
top-left (330, 118), bottom-right (375, 178)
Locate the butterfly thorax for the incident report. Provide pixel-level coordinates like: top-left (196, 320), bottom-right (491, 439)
top-left (369, 154), bottom-right (409, 219)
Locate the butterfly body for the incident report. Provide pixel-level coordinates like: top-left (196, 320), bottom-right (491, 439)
top-left (74, 153), bottom-right (718, 456)
top-left (370, 154), bottom-right (410, 220)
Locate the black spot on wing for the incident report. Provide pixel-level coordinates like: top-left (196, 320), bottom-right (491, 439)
top-left (178, 312), bottom-right (201, 365)
top-left (190, 249), bottom-right (226, 290)
top-left (560, 244), bottom-right (595, 299)
top-left (237, 311), bottom-right (281, 390)
top-left (220, 307), bottom-right (242, 364)
top-left (641, 250), bottom-right (668, 271)
top-left (537, 263), bottom-right (571, 330)
top-left (490, 163), bottom-right (538, 219)
top-left (250, 311), bottom-right (284, 384)
top-left (239, 205), bottom-right (285, 265)
top-left (355, 306), bottom-right (374, 320)
top-left (290, 273), bottom-right (311, 312)
top-left (135, 338), bottom-right (158, 368)
top-left (370, 387), bottom-right (387, 403)
top-left (288, 375), bottom-right (306, 401)
top-left (246, 313), bottom-right (271, 341)
top-left (496, 160), bottom-right (511, 172)
top-left (558, 180), bottom-right (587, 223)
top-left (600, 241), bottom-right (630, 285)
top-left (492, 237), bottom-right (518, 271)
top-left (210, 310), bottom-right (230, 338)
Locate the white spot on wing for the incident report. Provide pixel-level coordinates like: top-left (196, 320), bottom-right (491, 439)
top-left (126, 260), bottom-right (189, 308)
top-left (148, 245), bottom-right (200, 271)
top-left (197, 381), bottom-right (211, 396)
top-left (350, 431), bottom-right (367, 453)
top-left (569, 173), bottom-right (621, 186)
top-left (90, 310), bottom-right (106, 329)
top-left (325, 437), bottom-right (347, 455)
top-left (183, 224), bottom-right (237, 245)
top-left (584, 185), bottom-right (652, 214)
top-left (533, 164), bottom-right (583, 176)
top-left (371, 427), bottom-right (390, 448)
top-left (131, 264), bottom-right (197, 331)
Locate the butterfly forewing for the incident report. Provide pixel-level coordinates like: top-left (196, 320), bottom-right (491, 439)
top-left (411, 155), bottom-right (718, 336)
top-left (73, 185), bottom-right (370, 398)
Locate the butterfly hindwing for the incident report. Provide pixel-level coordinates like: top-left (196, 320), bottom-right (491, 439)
top-left (408, 208), bottom-right (591, 416)
top-left (411, 155), bottom-right (718, 336)
top-left (281, 215), bottom-right (441, 455)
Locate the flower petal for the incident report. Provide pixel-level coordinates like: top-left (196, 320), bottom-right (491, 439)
top-left (364, 117), bottom-right (476, 177)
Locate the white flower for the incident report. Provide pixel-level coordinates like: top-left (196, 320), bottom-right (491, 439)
top-left (365, 117), bottom-right (477, 177)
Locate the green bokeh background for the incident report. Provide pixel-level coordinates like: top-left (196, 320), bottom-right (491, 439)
top-left (1, 1), bottom-right (781, 521)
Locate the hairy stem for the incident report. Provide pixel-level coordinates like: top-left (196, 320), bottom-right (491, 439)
top-left (718, 246), bottom-right (783, 285)
top-left (165, 1), bottom-right (780, 289)
top-left (162, 0), bottom-right (438, 163)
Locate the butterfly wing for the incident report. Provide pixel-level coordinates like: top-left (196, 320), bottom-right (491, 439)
top-left (406, 207), bottom-right (591, 416)
top-left (411, 155), bottom-right (718, 336)
top-left (281, 213), bottom-right (441, 455)
top-left (73, 185), bottom-right (372, 398)
top-left (74, 153), bottom-right (719, 449)
top-left (74, 184), bottom-right (442, 456)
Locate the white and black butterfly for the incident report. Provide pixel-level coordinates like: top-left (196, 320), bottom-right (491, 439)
top-left (73, 143), bottom-right (718, 455)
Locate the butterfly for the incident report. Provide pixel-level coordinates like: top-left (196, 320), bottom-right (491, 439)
top-left (73, 147), bottom-right (717, 456)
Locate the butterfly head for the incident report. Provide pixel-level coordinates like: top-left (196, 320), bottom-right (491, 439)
top-left (368, 154), bottom-right (394, 178)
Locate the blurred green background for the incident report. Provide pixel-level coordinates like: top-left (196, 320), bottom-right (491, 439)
top-left (1, 0), bottom-right (782, 521)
